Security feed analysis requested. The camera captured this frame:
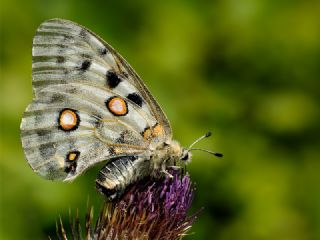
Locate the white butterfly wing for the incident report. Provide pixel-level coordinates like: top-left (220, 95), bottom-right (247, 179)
top-left (21, 19), bottom-right (171, 181)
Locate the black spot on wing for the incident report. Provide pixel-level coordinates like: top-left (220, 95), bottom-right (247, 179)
top-left (64, 161), bottom-right (77, 174)
top-left (106, 71), bottom-right (121, 88)
top-left (127, 93), bottom-right (143, 107)
top-left (100, 48), bottom-right (107, 55)
top-left (79, 60), bottom-right (91, 71)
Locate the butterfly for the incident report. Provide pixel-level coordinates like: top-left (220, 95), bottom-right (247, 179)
top-left (20, 19), bottom-right (222, 200)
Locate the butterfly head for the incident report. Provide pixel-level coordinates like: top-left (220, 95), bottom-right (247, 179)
top-left (180, 148), bottom-right (192, 162)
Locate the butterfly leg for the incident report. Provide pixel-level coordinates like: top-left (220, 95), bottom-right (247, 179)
top-left (96, 156), bottom-right (149, 201)
top-left (167, 165), bottom-right (182, 170)
top-left (160, 165), bottom-right (174, 179)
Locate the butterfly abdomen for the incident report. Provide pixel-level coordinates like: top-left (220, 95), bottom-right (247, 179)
top-left (96, 156), bottom-right (150, 200)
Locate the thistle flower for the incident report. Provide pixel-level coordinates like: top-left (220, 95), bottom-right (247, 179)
top-left (56, 171), bottom-right (199, 240)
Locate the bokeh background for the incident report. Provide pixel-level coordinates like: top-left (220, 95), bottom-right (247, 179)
top-left (1, 1), bottom-right (320, 239)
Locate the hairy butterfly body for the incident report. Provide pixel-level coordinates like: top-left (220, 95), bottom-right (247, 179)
top-left (20, 19), bottom-right (212, 200)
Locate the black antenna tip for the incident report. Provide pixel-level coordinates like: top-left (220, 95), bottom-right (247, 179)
top-left (214, 152), bottom-right (223, 157)
top-left (205, 132), bottom-right (212, 138)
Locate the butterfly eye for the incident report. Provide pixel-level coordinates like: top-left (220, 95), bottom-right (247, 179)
top-left (181, 154), bottom-right (189, 161)
top-left (181, 150), bottom-right (190, 161)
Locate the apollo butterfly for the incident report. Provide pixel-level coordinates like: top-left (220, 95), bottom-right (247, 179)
top-left (20, 19), bottom-right (222, 200)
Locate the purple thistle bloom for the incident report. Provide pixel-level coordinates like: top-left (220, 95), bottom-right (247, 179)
top-left (57, 171), bottom-right (199, 240)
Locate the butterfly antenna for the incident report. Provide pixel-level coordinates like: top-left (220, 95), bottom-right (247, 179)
top-left (187, 132), bottom-right (223, 158)
top-left (189, 148), bottom-right (223, 158)
top-left (187, 132), bottom-right (212, 151)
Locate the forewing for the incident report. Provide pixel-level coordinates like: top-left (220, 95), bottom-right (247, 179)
top-left (33, 18), bottom-right (171, 137)
top-left (21, 18), bottom-right (167, 181)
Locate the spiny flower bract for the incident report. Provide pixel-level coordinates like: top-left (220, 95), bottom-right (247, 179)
top-left (56, 171), bottom-right (199, 240)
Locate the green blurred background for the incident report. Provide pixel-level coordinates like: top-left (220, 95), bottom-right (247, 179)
top-left (1, 0), bottom-right (320, 239)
